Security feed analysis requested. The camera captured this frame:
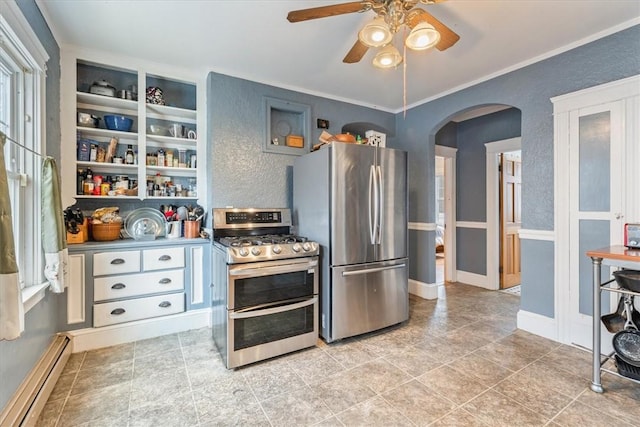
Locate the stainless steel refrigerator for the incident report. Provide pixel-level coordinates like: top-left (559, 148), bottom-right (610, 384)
top-left (293, 143), bottom-right (408, 342)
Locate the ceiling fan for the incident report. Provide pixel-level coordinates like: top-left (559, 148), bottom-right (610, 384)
top-left (287, 0), bottom-right (460, 67)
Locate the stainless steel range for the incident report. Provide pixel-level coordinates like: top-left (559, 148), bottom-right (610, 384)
top-left (211, 208), bottom-right (319, 369)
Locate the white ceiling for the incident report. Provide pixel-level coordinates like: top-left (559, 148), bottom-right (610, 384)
top-left (36, 0), bottom-right (640, 112)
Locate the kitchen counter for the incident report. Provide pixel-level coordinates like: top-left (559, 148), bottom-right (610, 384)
top-left (67, 236), bottom-right (209, 252)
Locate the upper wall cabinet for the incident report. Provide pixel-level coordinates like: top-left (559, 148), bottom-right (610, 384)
top-left (60, 51), bottom-right (206, 208)
top-left (263, 97), bottom-right (311, 156)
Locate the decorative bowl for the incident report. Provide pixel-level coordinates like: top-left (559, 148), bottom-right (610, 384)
top-left (104, 115), bottom-right (133, 132)
top-left (91, 222), bottom-right (122, 241)
top-left (77, 112), bottom-right (100, 128)
top-left (148, 124), bottom-right (167, 135)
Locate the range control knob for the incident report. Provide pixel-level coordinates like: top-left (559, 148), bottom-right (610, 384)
top-left (302, 242), bottom-right (312, 252)
top-left (292, 243), bottom-right (301, 252)
top-left (238, 248), bottom-right (249, 257)
top-left (251, 247), bottom-right (262, 256)
top-left (272, 245), bottom-right (282, 254)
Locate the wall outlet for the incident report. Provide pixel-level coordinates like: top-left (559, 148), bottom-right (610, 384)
top-left (317, 118), bottom-right (329, 129)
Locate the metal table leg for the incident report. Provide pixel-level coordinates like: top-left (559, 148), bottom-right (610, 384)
top-left (591, 256), bottom-right (604, 393)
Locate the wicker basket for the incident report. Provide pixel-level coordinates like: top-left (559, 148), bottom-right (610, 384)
top-left (91, 222), bottom-right (122, 241)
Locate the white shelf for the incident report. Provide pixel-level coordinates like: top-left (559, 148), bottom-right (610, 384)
top-left (146, 103), bottom-right (196, 123)
top-left (77, 92), bottom-right (138, 113)
top-left (76, 126), bottom-right (138, 141)
top-left (70, 58), bottom-right (201, 205)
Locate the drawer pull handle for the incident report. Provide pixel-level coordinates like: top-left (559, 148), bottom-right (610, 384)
top-left (110, 258), bottom-right (125, 265)
top-left (158, 301), bottom-right (172, 308)
top-left (111, 283), bottom-right (126, 290)
top-left (158, 255), bottom-right (172, 261)
top-left (110, 308), bottom-right (126, 315)
top-left (159, 278), bottom-right (172, 284)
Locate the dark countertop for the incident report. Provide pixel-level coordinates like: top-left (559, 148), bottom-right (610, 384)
top-left (67, 236), bottom-right (210, 252)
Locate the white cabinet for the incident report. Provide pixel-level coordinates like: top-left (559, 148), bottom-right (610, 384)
top-left (60, 49), bottom-right (206, 208)
top-left (92, 246), bottom-right (186, 327)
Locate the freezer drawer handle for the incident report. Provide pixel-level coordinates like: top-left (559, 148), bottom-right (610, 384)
top-left (158, 254), bottom-right (172, 261)
top-left (229, 297), bottom-right (317, 320)
top-left (342, 263), bottom-right (406, 277)
top-left (110, 308), bottom-right (126, 315)
top-left (111, 283), bottom-right (126, 290)
top-left (110, 258), bottom-right (125, 265)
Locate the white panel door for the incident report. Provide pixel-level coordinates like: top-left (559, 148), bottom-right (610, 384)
top-left (568, 101), bottom-right (625, 349)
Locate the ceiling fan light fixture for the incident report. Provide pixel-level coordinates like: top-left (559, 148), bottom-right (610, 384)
top-left (358, 17), bottom-right (393, 47)
top-left (405, 22), bottom-right (441, 50)
top-left (373, 44), bottom-right (403, 68)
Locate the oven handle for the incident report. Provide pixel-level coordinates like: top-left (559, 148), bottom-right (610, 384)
top-left (229, 297), bottom-right (317, 320)
top-left (342, 263), bottom-right (406, 277)
top-left (229, 259), bottom-right (318, 277)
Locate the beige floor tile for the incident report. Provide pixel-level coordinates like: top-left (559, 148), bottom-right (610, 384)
top-left (417, 365), bottom-right (490, 405)
top-left (447, 351), bottom-right (514, 386)
top-left (128, 389), bottom-right (198, 427)
top-left (335, 396), bottom-right (411, 426)
top-left (57, 382), bottom-right (130, 426)
top-left (39, 283), bottom-right (639, 426)
top-left (462, 389), bottom-right (549, 426)
top-left (347, 358), bottom-right (412, 394)
top-left (260, 385), bottom-right (333, 426)
top-left (133, 348), bottom-right (184, 378)
top-left (431, 408), bottom-right (490, 427)
top-left (381, 379), bottom-right (457, 426)
top-left (493, 374), bottom-right (575, 419)
top-left (552, 400), bottom-right (635, 427)
top-left (241, 357), bottom-right (307, 401)
top-left (70, 358), bottom-right (133, 396)
top-left (576, 373), bottom-right (640, 425)
top-left (129, 366), bottom-right (191, 410)
top-left (311, 368), bottom-right (377, 414)
top-left (81, 342), bottom-right (134, 368)
top-left (134, 333), bottom-right (180, 358)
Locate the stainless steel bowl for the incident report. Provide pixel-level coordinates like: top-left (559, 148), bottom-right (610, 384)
top-left (77, 112), bottom-right (100, 128)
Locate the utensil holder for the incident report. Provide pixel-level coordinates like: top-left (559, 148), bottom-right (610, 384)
top-left (184, 220), bottom-right (200, 239)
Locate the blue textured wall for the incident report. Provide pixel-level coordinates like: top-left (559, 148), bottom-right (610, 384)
top-left (206, 72), bottom-right (396, 210)
top-left (0, 0), bottom-right (61, 411)
top-left (394, 25), bottom-right (640, 314)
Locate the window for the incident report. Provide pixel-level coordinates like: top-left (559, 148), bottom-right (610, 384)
top-left (1, 2), bottom-right (49, 292)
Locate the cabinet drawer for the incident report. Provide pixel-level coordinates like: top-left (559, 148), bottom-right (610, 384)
top-left (93, 269), bottom-right (184, 302)
top-left (143, 247), bottom-right (184, 271)
top-left (93, 250), bottom-right (140, 276)
top-left (93, 292), bottom-right (184, 327)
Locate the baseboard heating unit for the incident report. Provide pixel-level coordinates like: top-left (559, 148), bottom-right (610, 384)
top-left (0, 334), bottom-right (71, 427)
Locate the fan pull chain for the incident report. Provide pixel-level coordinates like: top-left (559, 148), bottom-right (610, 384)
top-left (403, 29), bottom-right (408, 117)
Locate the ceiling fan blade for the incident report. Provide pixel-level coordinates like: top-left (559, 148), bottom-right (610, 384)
top-left (287, 2), bottom-right (369, 23)
top-left (343, 39), bottom-right (369, 63)
top-left (407, 9), bottom-right (460, 51)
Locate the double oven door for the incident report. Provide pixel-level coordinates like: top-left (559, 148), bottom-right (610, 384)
top-left (225, 256), bottom-right (318, 368)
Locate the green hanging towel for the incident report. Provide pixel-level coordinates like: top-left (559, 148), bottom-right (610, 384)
top-left (0, 132), bottom-right (24, 340)
top-left (42, 156), bottom-right (68, 293)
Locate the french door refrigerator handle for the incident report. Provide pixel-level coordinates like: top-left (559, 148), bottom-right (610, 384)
top-left (342, 263), bottom-right (406, 277)
top-left (376, 165), bottom-right (383, 244)
top-left (368, 165), bottom-right (376, 244)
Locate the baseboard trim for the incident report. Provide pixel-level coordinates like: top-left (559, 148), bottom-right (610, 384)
top-left (517, 309), bottom-right (558, 342)
top-left (409, 279), bottom-right (440, 300)
top-left (67, 308), bottom-right (211, 353)
top-left (455, 270), bottom-right (490, 289)
top-left (0, 334), bottom-right (71, 427)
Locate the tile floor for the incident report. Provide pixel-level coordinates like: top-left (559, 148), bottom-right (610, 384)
top-left (37, 283), bottom-right (639, 426)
